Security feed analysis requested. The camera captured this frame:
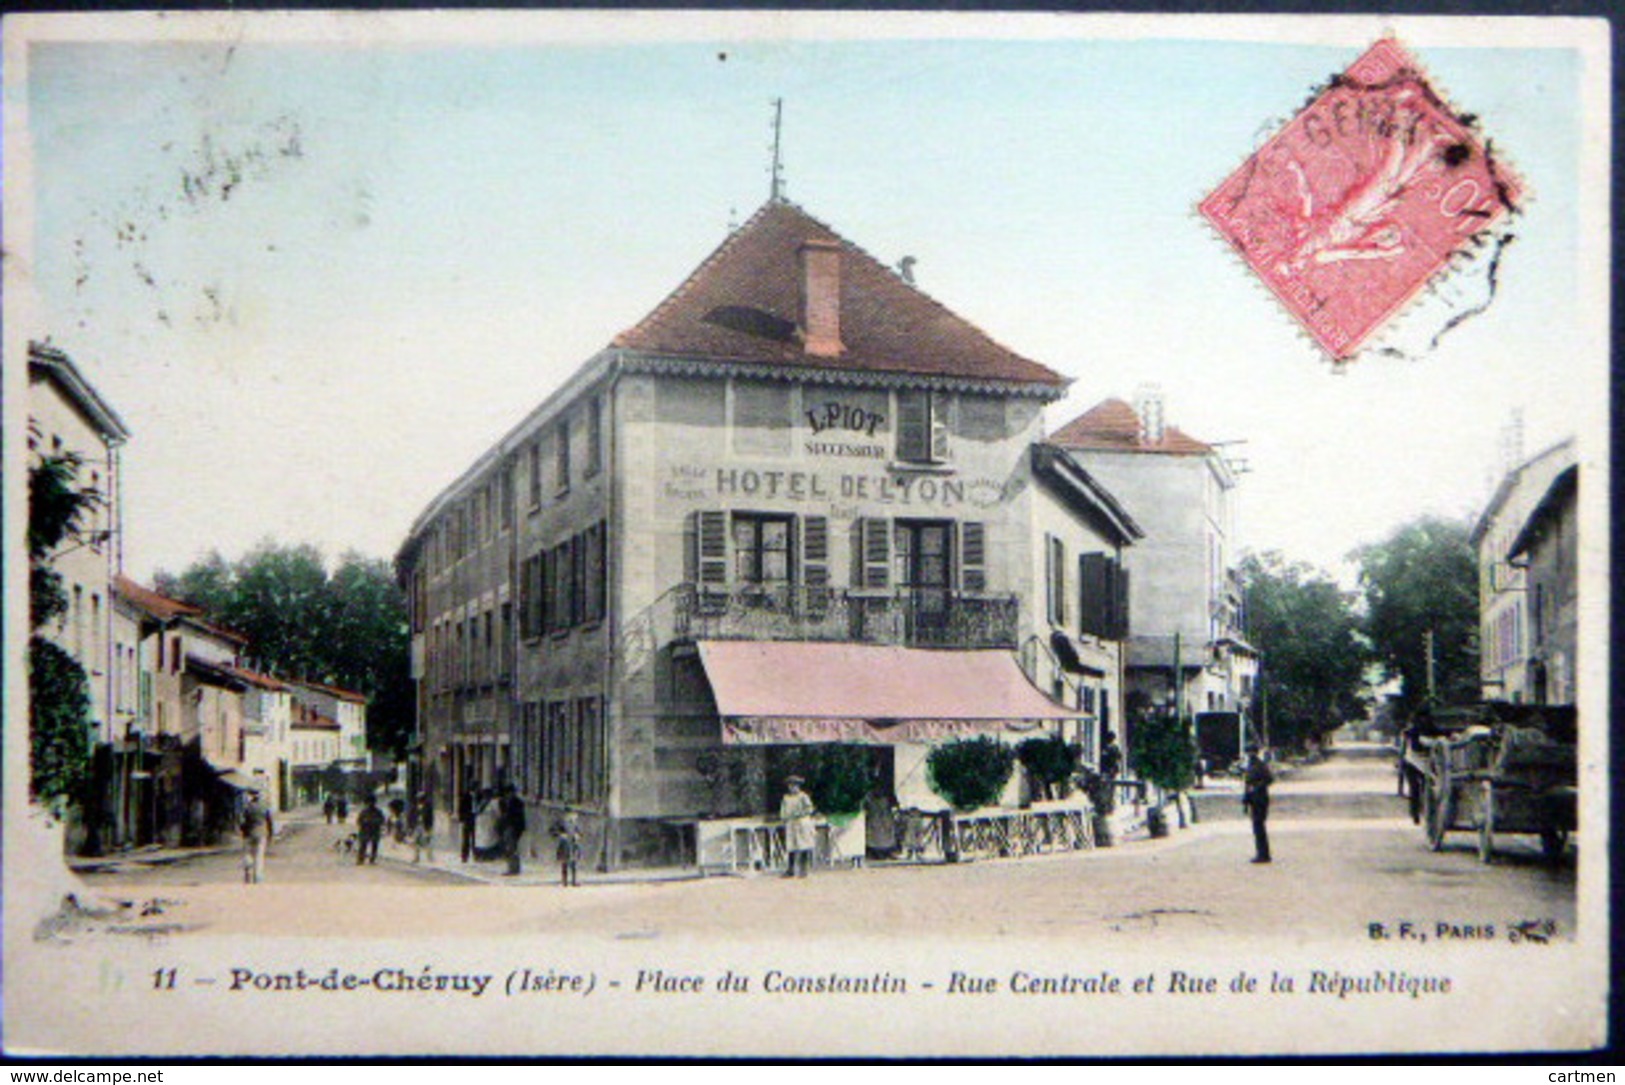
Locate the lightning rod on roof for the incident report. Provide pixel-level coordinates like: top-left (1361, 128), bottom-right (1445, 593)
top-left (769, 97), bottom-right (785, 202)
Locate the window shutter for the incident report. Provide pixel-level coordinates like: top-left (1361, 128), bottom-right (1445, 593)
top-left (692, 510), bottom-right (729, 587)
top-left (1047, 536), bottom-right (1067, 626)
top-left (896, 393), bottom-right (928, 463)
top-left (802, 515), bottom-right (830, 607)
top-left (853, 518), bottom-right (890, 590)
top-left (1079, 552), bottom-right (1108, 638)
top-left (960, 522), bottom-right (987, 594)
top-left (930, 393), bottom-right (951, 462)
top-left (1112, 563), bottom-right (1131, 640)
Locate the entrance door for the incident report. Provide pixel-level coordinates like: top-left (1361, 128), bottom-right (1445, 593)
top-left (895, 520), bottom-right (953, 641)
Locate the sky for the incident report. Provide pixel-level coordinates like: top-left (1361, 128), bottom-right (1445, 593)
top-left (13, 13), bottom-right (1605, 587)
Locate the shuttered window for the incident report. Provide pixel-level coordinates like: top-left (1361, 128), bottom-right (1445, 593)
top-left (852, 518), bottom-right (891, 589)
top-left (689, 510), bottom-right (730, 587)
top-left (802, 515), bottom-right (831, 610)
top-left (896, 391), bottom-right (950, 465)
top-left (1047, 535), bottom-right (1067, 627)
top-left (1079, 552), bottom-right (1131, 640)
top-left (960, 522), bottom-right (987, 593)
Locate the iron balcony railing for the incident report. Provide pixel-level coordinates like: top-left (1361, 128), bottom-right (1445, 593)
top-left (672, 583), bottom-right (1019, 650)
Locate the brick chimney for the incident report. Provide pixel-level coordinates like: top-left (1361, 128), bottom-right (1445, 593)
top-left (798, 239), bottom-right (845, 357)
top-left (1132, 383), bottom-right (1165, 446)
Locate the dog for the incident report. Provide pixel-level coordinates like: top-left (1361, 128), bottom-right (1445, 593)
top-left (333, 833), bottom-right (358, 857)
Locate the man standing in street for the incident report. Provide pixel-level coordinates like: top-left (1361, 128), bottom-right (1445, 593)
top-left (411, 792), bottom-right (436, 865)
top-left (499, 784), bottom-right (526, 876)
top-left (458, 786), bottom-right (477, 863)
top-left (239, 791), bottom-right (273, 884)
top-left (356, 794), bottom-right (385, 866)
top-left (1242, 750), bottom-right (1274, 864)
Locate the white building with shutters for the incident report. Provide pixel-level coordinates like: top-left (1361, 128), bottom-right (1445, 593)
top-left (397, 199), bottom-right (1138, 867)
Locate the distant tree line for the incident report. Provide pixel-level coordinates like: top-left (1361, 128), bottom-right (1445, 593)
top-left (1236, 515), bottom-right (1480, 753)
top-left (157, 542), bottom-right (414, 759)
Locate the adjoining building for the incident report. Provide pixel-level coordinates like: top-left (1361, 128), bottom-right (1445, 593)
top-left (27, 342), bottom-right (130, 747)
top-left (398, 199), bottom-right (1140, 868)
top-left (1506, 464), bottom-right (1579, 707)
top-left (1470, 438), bottom-right (1576, 704)
top-left (1049, 391), bottom-right (1257, 765)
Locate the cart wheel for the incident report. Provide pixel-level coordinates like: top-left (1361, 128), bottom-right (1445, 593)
top-left (1425, 787), bottom-right (1446, 851)
top-left (1540, 828), bottom-right (1568, 863)
top-left (1477, 784), bottom-right (1495, 864)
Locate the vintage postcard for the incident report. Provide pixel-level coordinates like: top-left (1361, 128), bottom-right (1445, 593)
top-left (2, 11), bottom-right (1610, 1058)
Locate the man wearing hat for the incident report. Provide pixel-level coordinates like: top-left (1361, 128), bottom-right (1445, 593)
top-left (239, 790), bottom-right (273, 884)
top-left (779, 775), bottom-right (817, 878)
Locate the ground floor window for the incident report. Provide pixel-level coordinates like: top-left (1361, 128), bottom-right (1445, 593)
top-left (521, 696), bottom-right (607, 807)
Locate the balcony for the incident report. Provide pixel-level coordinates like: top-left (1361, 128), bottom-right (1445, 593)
top-left (672, 584), bottom-right (1019, 650)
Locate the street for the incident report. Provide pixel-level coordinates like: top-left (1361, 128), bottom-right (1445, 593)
top-left (69, 744), bottom-right (1575, 943)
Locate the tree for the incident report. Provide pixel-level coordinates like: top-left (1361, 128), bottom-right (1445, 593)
top-left (1351, 517), bottom-right (1479, 713)
top-left (1130, 710), bottom-right (1197, 796)
top-left (28, 455), bottom-right (100, 809)
top-left (1016, 733), bottom-right (1078, 801)
top-left (157, 542), bottom-right (414, 758)
top-left (927, 737), bottom-right (1015, 811)
top-left (1240, 551), bottom-right (1370, 752)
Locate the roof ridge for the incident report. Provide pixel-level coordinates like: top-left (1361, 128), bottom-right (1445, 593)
top-left (793, 202), bottom-right (1059, 383)
top-left (613, 201), bottom-right (787, 348)
top-left (614, 199), bottom-right (1064, 386)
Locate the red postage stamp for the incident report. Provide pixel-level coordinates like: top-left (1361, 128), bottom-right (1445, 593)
top-left (1199, 39), bottom-right (1524, 361)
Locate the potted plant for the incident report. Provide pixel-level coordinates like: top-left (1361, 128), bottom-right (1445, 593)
top-left (1016, 733), bottom-right (1079, 804)
top-left (1079, 767), bottom-right (1117, 846)
top-left (926, 737), bottom-right (1015, 861)
top-left (1130, 711), bottom-right (1197, 838)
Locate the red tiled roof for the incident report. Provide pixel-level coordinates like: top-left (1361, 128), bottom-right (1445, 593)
top-left (1048, 398), bottom-right (1214, 456)
top-left (220, 664), bottom-right (288, 692)
top-left (293, 679), bottom-right (368, 704)
top-left (114, 576), bottom-right (201, 622)
top-left (613, 200), bottom-right (1068, 390)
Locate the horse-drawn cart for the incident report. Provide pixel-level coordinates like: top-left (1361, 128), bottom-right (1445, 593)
top-left (1406, 705), bottom-right (1577, 863)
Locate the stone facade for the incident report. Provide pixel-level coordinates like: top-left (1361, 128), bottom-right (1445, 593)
top-left (398, 201), bottom-right (1137, 867)
top-left (1471, 439), bottom-right (1576, 704)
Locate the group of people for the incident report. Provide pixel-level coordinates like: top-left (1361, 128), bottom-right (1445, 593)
top-left (454, 783), bottom-right (583, 884)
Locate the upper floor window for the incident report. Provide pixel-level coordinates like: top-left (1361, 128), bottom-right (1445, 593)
top-left (1079, 552), bottom-right (1131, 641)
top-left (733, 514), bottom-right (794, 587)
top-left (501, 463), bottom-right (515, 531)
top-left (555, 418), bottom-right (572, 498)
top-left (896, 391), bottom-right (950, 465)
top-left (1046, 535), bottom-right (1067, 627)
top-left (585, 396), bottom-right (603, 478)
top-left (528, 440), bottom-right (543, 509)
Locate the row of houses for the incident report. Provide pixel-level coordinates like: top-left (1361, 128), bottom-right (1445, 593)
top-left (28, 342), bottom-right (371, 852)
top-left (395, 199), bottom-right (1257, 869)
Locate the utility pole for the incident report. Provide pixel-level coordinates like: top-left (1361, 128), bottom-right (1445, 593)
top-left (1424, 628), bottom-right (1437, 704)
top-left (769, 98), bottom-right (785, 202)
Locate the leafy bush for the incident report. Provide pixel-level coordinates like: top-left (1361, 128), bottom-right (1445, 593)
top-left (1016, 734), bottom-right (1078, 801)
top-left (777, 744), bottom-right (871, 818)
top-left (696, 747), bottom-right (765, 817)
top-left (927, 737), bottom-right (1015, 811)
top-left (1130, 711), bottom-right (1197, 795)
top-left (30, 637), bottom-right (91, 811)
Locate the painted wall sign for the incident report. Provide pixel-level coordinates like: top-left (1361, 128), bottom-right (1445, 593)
top-left (692, 465), bottom-right (1008, 509)
top-left (804, 400), bottom-right (886, 437)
